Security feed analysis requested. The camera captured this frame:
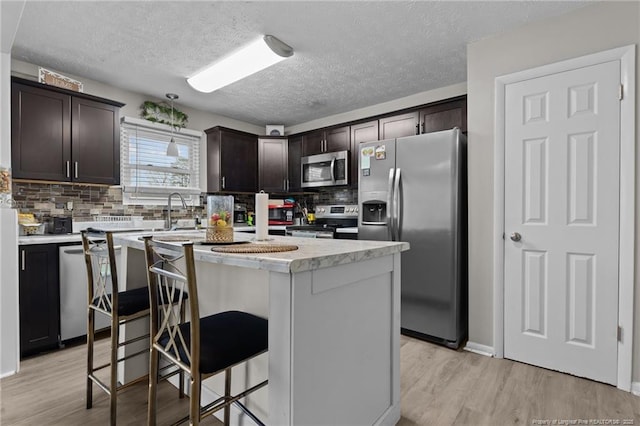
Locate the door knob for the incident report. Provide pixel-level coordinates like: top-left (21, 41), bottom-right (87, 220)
top-left (510, 232), bottom-right (522, 242)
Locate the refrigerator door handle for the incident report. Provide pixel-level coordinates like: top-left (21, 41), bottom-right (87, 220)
top-left (387, 168), bottom-right (395, 240)
top-left (393, 168), bottom-right (402, 241)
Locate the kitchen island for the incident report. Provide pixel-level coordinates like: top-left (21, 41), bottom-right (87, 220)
top-left (113, 230), bottom-right (409, 426)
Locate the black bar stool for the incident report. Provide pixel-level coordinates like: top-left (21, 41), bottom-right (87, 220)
top-left (82, 230), bottom-right (186, 425)
top-left (143, 236), bottom-right (268, 426)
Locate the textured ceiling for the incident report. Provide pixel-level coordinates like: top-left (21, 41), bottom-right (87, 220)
top-left (11, 1), bottom-right (587, 127)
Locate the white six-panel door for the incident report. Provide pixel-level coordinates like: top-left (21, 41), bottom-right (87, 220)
top-left (503, 60), bottom-right (621, 385)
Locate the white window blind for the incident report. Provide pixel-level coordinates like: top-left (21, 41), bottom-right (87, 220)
top-left (120, 117), bottom-right (202, 204)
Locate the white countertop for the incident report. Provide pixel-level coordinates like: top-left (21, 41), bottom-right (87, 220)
top-left (17, 225), bottom-right (289, 245)
top-left (113, 230), bottom-right (408, 274)
top-left (18, 233), bottom-right (83, 245)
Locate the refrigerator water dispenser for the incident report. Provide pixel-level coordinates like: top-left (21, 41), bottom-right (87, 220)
top-left (362, 202), bottom-right (387, 223)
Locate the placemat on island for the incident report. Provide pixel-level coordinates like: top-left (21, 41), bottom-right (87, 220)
top-left (210, 243), bottom-right (298, 253)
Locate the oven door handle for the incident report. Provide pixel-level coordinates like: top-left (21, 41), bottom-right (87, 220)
top-left (315, 232), bottom-right (334, 239)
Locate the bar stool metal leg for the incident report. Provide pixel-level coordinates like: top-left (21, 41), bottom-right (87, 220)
top-left (190, 374), bottom-right (202, 426)
top-left (110, 316), bottom-right (119, 426)
top-left (224, 368), bottom-right (231, 425)
top-left (147, 342), bottom-right (159, 426)
top-left (86, 307), bottom-right (94, 409)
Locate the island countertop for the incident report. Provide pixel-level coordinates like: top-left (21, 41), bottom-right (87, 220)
top-left (113, 230), bottom-right (409, 274)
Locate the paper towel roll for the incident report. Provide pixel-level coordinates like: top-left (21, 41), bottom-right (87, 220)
top-left (255, 191), bottom-right (269, 240)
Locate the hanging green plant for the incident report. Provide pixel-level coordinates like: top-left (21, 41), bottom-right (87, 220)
top-left (141, 100), bottom-right (189, 129)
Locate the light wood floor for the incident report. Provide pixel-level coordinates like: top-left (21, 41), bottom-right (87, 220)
top-left (1, 335), bottom-right (638, 425)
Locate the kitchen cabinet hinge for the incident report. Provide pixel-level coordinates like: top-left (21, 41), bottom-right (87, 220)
top-left (617, 325), bottom-right (623, 342)
top-left (619, 84), bottom-right (624, 101)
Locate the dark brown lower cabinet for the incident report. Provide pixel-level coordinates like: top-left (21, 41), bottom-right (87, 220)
top-left (19, 244), bottom-right (60, 357)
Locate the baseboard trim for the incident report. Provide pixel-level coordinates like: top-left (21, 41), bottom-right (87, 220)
top-left (0, 369), bottom-right (17, 379)
top-left (631, 382), bottom-right (640, 396)
top-left (463, 341), bottom-right (495, 357)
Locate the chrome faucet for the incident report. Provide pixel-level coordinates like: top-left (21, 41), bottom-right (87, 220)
top-left (166, 192), bottom-right (187, 230)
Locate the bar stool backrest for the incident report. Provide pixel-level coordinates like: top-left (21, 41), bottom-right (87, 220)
top-left (143, 237), bottom-right (199, 374)
top-left (81, 231), bottom-right (118, 314)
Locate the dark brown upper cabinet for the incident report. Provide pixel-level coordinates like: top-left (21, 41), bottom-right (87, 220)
top-left (418, 96), bottom-right (467, 134)
top-left (350, 120), bottom-right (379, 188)
top-left (287, 135), bottom-right (303, 192)
top-left (258, 137), bottom-right (289, 193)
top-left (302, 125), bottom-right (350, 156)
top-left (206, 126), bottom-right (258, 193)
top-left (72, 97), bottom-right (121, 184)
top-left (378, 112), bottom-right (420, 139)
top-left (11, 78), bottom-right (123, 185)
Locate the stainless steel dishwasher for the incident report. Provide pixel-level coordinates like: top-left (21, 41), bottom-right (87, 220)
top-left (59, 244), bottom-right (118, 341)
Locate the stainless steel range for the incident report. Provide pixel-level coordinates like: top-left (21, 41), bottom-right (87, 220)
top-left (286, 204), bottom-right (358, 239)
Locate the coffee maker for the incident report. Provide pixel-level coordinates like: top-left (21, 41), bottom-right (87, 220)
top-left (233, 204), bottom-right (248, 224)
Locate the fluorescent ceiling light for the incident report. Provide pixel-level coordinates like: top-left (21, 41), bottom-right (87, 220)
top-left (187, 35), bottom-right (293, 93)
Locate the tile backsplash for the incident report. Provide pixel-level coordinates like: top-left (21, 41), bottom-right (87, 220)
top-left (12, 182), bottom-right (203, 221)
top-left (12, 181), bottom-right (358, 222)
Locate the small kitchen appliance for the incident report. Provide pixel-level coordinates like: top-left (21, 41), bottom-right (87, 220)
top-left (268, 202), bottom-right (295, 225)
top-left (301, 150), bottom-right (349, 188)
top-left (234, 204), bottom-right (248, 224)
top-left (47, 216), bottom-right (73, 234)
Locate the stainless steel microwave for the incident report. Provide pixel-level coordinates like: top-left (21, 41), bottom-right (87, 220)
top-left (301, 150), bottom-right (349, 188)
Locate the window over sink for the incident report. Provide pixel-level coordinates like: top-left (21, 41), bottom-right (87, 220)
top-left (120, 116), bottom-right (202, 205)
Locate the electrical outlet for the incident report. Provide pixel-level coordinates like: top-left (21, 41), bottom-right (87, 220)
top-left (67, 201), bottom-right (73, 210)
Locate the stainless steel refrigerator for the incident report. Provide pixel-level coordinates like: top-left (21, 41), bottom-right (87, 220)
top-left (358, 128), bottom-right (467, 348)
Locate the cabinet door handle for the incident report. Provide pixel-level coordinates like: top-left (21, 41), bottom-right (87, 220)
top-left (421, 122), bottom-right (425, 133)
top-left (286, 179), bottom-right (290, 192)
top-left (415, 124), bottom-right (420, 135)
top-left (74, 162), bottom-right (78, 179)
top-left (221, 176), bottom-right (226, 189)
top-left (66, 161), bottom-right (70, 178)
top-left (283, 179), bottom-right (287, 191)
top-left (21, 250), bottom-right (25, 271)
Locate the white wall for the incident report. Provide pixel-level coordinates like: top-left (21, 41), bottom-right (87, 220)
top-left (0, 51), bottom-right (20, 379)
top-left (0, 0), bottom-right (24, 377)
top-left (466, 1), bottom-right (640, 381)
